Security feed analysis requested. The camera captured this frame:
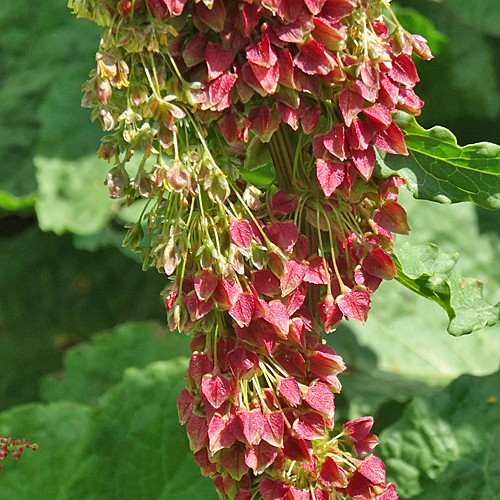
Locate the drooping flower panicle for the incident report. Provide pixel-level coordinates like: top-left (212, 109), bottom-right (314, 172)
top-left (71, 0), bottom-right (431, 497)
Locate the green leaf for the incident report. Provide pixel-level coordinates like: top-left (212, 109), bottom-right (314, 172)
top-left (0, 360), bottom-right (218, 500)
top-left (393, 242), bottom-right (499, 335)
top-left (442, 0), bottom-right (500, 37)
top-left (345, 190), bottom-right (500, 385)
top-left (35, 156), bottom-right (116, 235)
top-left (241, 136), bottom-right (275, 185)
top-left (243, 137), bottom-right (273, 172)
top-left (0, 226), bottom-right (165, 411)
top-left (375, 113), bottom-right (500, 210)
top-left (0, 402), bottom-right (93, 498)
top-left (328, 328), bottom-right (432, 423)
top-left (394, 0), bottom-right (500, 127)
top-left (64, 360), bottom-right (217, 500)
top-left (0, 0), bottom-right (101, 209)
top-left (41, 322), bottom-right (191, 406)
top-left (378, 369), bottom-right (500, 499)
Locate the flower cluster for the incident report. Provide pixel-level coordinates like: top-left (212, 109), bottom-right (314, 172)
top-left (71, 0), bottom-right (431, 497)
top-left (0, 437), bottom-right (38, 474)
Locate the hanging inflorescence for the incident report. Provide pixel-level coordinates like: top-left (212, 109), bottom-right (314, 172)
top-left (70, 0), bottom-right (431, 498)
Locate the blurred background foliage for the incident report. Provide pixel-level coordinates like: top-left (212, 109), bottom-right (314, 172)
top-left (0, 0), bottom-right (499, 498)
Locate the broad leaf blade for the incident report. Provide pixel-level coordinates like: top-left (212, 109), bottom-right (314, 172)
top-left (35, 155), bottom-right (115, 235)
top-left (378, 369), bottom-right (500, 499)
top-left (345, 191), bottom-right (500, 385)
top-left (375, 113), bottom-right (500, 210)
top-left (0, 402), bottom-right (93, 498)
top-left (65, 359), bottom-right (217, 500)
top-left (393, 242), bottom-right (499, 335)
top-left (0, 0), bottom-right (101, 209)
top-left (0, 360), bottom-right (218, 500)
top-left (41, 322), bottom-right (191, 406)
top-left (443, 0), bottom-right (500, 37)
top-left (330, 328), bottom-right (432, 422)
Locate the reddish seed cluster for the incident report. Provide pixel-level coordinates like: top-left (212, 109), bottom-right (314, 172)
top-left (164, 177), bottom-right (406, 498)
top-left (0, 437), bottom-right (38, 473)
top-left (70, 0), bottom-right (432, 498)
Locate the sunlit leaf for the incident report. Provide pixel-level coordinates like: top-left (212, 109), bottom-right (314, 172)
top-left (345, 191), bottom-right (500, 385)
top-left (375, 113), bottom-right (500, 210)
top-left (393, 242), bottom-right (499, 335)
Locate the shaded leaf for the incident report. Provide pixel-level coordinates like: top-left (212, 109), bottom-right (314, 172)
top-left (394, 2), bottom-right (500, 126)
top-left (242, 137), bottom-right (273, 173)
top-left (442, 0), bottom-right (500, 37)
top-left (327, 324), bottom-right (432, 424)
top-left (41, 322), bottom-right (190, 405)
top-left (0, 0), bottom-right (100, 208)
top-left (0, 227), bottom-right (165, 411)
top-left (393, 242), bottom-right (499, 335)
top-left (0, 359), bottom-right (218, 499)
top-left (375, 113), bottom-right (500, 210)
top-left (378, 369), bottom-right (500, 499)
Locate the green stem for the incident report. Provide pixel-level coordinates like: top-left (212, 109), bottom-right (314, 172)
top-left (269, 126), bottom-right (297, 193)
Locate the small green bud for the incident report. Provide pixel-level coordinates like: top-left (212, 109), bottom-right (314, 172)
top-left (122, 222), bottom-right (144, 251)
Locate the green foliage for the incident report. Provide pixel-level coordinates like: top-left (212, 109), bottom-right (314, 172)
top-left (329, 329), bottom-right (432, 421)
top-left (396, 1), bottom-right (500, 133)
top-left (442, 0), bottom-right (500, 37)
top-left (393, 242), bottom-right (499, 335)
top-left (35, 155), bottom-right (115, 235)
top-left (0, 358), bottom-right (217, 500)
top-left (41, 322), bottom-right (191, 406)
top-left (378, 369), bottom-right (500, 499)
top-left (346, 191), bottom-right (500, 385)
top-left (0, 227), bottom-right (165, 411)
top-left (376, 113), bottom-right (500, 209)
top-left (0, 0), bottom-right (101, 208)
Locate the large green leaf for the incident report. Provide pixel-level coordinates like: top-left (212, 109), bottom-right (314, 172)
top-left (0, 402), bottom-right (93, 498)
top-left (0, 227), bottom-right (165, 411)
top-left (0, 360), bottom-right (218, 500)
top-left (0, 1), bottom-right (100, 209)
top-left (375, 113), bottom-right (500, 209)
top-left (394, 0), bottom-right (500, 129)
top-left (64, 360), bottom-right (217, 500)
top-left (327, 328), bottom-right (431, 423)
top-left (442, 0), bottom-right (500, 37)
top-left (378, 369), bottom-right (500, 499)
top-left (393, 242), bottom-right (499, 335)
top-left (41, 322), bottom-right (191, 406)
top-left (346, 190), bottom-right (500, 385)
top-left (35, 155), bottom-right (116, 235)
